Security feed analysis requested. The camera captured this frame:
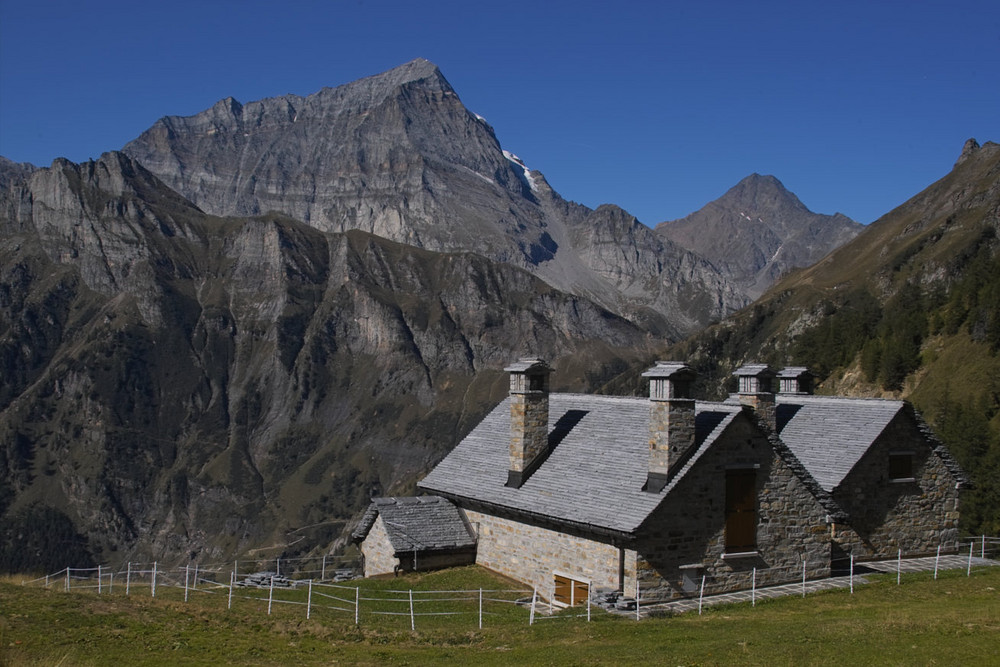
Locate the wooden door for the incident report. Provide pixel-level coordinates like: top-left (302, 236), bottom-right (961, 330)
top-left (726, 469), bottom-right (757, 552)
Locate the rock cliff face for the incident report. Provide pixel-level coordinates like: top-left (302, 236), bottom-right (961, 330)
top-left (123, 58), bottom-right (746, 337)
top-left (656, 174), bottom-right (863, 299)
top-left (0, 152), bottom-right (655, 566)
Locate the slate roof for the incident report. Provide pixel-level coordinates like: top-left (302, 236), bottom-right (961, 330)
top-left (352, 496), bottom-right (476, 553)
top-left (418, 394), bottom-right (743, 536)
top-left (772, 395), bottom-right (905, 492)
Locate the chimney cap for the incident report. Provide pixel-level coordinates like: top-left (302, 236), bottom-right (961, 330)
top-left (733, 363), bottom-right (776, 378)
top-left (777, 366), bottom-right (814, 379)
top-left (504, 357), bottom-right (550, 374)
top-left (642, 361), bottom-right (696, 379)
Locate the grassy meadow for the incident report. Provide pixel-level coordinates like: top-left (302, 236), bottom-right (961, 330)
top-left (1, 565), bottom-right (998, 665)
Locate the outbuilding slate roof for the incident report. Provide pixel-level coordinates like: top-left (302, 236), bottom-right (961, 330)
top-left (772, 395), bottom-right (905, 491)
top-left (418, 394), bottom-right (744, 536)
top-left (352, 496), bottom-right (476, 553)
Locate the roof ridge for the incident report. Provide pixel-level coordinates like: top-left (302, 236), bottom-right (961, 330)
top-left (777, 394), bottom-right (905, 405)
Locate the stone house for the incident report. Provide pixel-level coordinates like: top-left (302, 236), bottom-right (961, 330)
top-left (361, 358), bottom-right (966, 604)
top-left (352, 496), bottom-right (477, 576)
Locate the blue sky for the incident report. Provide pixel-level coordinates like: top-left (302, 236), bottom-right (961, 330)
top-left (1, 0), bottom-right (998, 225)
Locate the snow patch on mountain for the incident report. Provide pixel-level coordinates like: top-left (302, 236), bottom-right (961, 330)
top-left (503, 150), bottom-right (538, 192)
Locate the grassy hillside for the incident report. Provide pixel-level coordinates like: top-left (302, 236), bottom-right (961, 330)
top-left (1, 566), bottom-right (997, 665)
top-left (664, 141), bottom-right (1000, 536)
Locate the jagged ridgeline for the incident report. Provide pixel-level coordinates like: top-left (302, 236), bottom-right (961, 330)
top-left (666, 140), bottom-right (1000, 535)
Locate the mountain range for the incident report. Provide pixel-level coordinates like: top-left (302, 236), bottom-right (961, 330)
top-left (0, 59), bottom-right (933, 568)
top-left (122, 58), bottom-right (860, 337)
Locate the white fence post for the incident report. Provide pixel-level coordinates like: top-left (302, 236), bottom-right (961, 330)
top-left (193, 564), bottom-right (198, 590)
top-left (529, 587), bottom-right (537, 626)
top-left (897, 549), bottom-right (902, 585)
top-left (307, 580), bottom-right (313, 620)
top-left (935, 545), bottom-right (941, 580)
top-left (635, 579), bottom-right (640, 621)
top-left (98, 565), bottom-right (102, 594)
top-left (126, 562), bottom-right (131, 596)
top-left (983, 535), bottom-right (987, 560)
top-left (152, 562), bottom-right (157, 598)
top-left (698, 575), bottom-right (706, 615)
top-left (228, 571), bottom-right (234, 610)
top-left (751, 567), bottom-right (757, 607)
top-left (184, 565), bottom-right (190, 602)
top-left (968, 541), bottom-right (974, 576)
top-left (849, 554), bottom-right (854, 594)
top-left (802, 559), bottom-right (807, 598)
top-left (478, 588), bottom-right (483, 629)
top-left (321, 555), bottom-right (326, 581)
top-left (65, 567), bottom-right (70, 592)
top-left (267, 575), bottom-right (274, 615)
top-left (355, 587), bottom-right (360, 625)
top-left (409, 589), bottom-right (415, 632)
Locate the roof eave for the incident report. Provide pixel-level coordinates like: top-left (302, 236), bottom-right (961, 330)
top-left (419, 486), bottom-right (638, 545)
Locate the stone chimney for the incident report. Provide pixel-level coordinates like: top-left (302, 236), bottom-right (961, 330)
top-left (734, 364), bottom-right (777, 431)
top-left (777, 367), bottom-right (815, 395)
top-left (642, 361), bottom-right (697, 493)
top-left (505, 358), bottom-right (551, 488)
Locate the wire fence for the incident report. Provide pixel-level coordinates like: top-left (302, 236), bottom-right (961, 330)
top-left (17, 536), bottom-right (1000, 628)
top-left (18, 560), bottom-right (534, 630)
top-left (630, 535), bottom-right (1000, 618)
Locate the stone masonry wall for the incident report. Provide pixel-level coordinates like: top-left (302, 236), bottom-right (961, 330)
top-left (833, 410), bottom-right (962, 559)
top-left (360, 515), bottom-right (398, 577)
top-left (633, 415), bottom-right (832, 601)
top-left (464, 509), bottom-right (637, 604)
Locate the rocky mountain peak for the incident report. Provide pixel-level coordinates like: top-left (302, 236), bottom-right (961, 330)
top-left (956, 137), bottom-right (981, 167)
top-left (656, 173), bottom-right (862, 299)
top-left (722, 173), bottom-right (809, 216)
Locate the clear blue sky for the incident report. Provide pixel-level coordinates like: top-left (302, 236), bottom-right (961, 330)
top-left (1, 0), bottom-right (998, 225)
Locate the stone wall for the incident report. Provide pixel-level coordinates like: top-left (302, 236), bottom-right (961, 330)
top-left (633, 415), bottom-right (832, 601)
top-left (833, 410), bottom-right (962, 559)
top-left (464, 509), bottom-right (637, 604)
top-left (359, 515), bottom-right (398, 577)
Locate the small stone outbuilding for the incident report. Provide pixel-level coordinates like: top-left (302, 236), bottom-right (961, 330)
top-left (352, 496), bottom-right (477, 577)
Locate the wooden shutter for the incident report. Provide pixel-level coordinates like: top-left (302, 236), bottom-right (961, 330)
top-left (726, 469), bottom-right (757, 552)
top-left (572, 579), bottom-right (589, 606)
top-left (554, 574), bottom-right (572, 606)
top-left (554, 574), bottom-right (590, 607)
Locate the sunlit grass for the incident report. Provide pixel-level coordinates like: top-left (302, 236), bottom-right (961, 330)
top-left (1, 566), bottom-right (998, 665)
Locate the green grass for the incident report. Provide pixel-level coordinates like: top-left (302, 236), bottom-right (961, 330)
top-left (1, 566), bottom-right (998, 666)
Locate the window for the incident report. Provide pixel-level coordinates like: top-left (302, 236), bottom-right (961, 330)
top-left (889, 452), bottom-right (914, 482)
top-left (553, 573), bottom-right (589, 607)
top-left (725, 469), bottom-right (757, 553)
